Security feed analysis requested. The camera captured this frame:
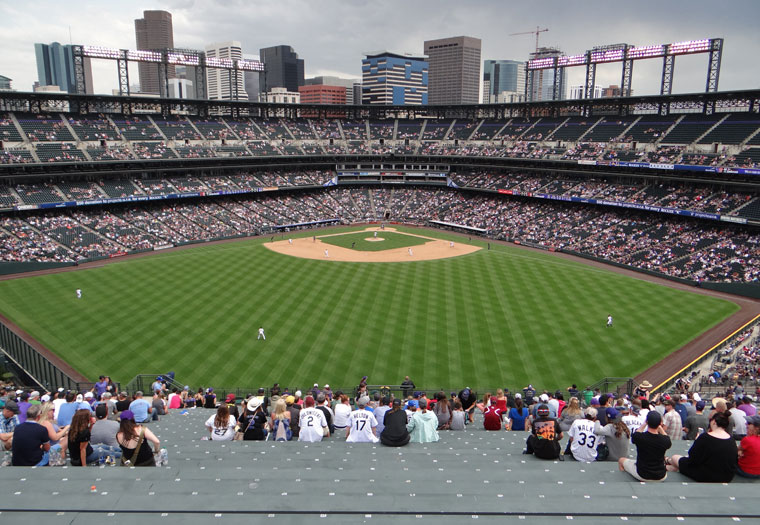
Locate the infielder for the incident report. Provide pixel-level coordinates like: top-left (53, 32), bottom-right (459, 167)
top-left (324, 249), bottom-right (329, 258)
top-left (408, 248), bottom-right (413, 256)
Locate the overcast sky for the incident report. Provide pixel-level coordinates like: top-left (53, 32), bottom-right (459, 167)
top-left (1, 0), bottom-right (758, 98)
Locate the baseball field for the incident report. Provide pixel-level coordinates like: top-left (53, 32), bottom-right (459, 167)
top-left (0, 225), bottom-right (740, 392)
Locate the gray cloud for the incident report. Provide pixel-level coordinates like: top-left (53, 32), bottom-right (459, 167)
top-left (1, 0), bottom-right (757, 96)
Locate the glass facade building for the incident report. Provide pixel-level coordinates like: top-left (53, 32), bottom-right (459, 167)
top-left (362, 52), bottom-right (428, 105)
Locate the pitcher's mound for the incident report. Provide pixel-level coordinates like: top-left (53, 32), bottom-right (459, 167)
top-left (365, 237), bottom-right (385, 242)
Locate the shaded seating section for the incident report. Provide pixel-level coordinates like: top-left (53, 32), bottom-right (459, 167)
top-left (174, 145), bottom-right (217, 158)
top-left (34, 143), bottom-right (87, 162)
top-left (98, 179), bottom-right (142, 198)
top-left (311, 119), bottom-right (342, 140)
top-left (341, 120), bottom-right (367, 140)
top-left (0, 116), bottom-right (22, 142)
top-left (324, 143), bottom-right (346, 154)
top-left (0, 148), bottom-right (34, 164)
top-left (0, 186), bottom-right (18, 207)
top-left (550, 117), bottom-right (598, 142)
top-left (256, 119), bottom-right (292, 140)
top-left (584, 116), bottom-right (637, 142)
top-left (16, 114), bottom-right (73, 141)
top-left (286, 119), bottom-right (316, 140)
top-left (225, 118), bottom-right (267, 140)
top-left (190, 117), bottom-right (235, 140)
top-left (280, 143), bottom-right (303, 155)
top-left (448, 119), bottom-right (478, 140)
top-left (621, 115), bottom-right (677, 143)
top-left (661, 114), bottom-right (721, 144)
top-left (66, 115), bottom-right (120, 140)
top-left (112, 116), bottom-right (162, 140)
top-left (246, 141), bottom-right (281, 156)
top-left (369, 120), bottom-right (394, 139)
top-left (698, 113), bottom-right (760, 144)
top-left (214, 144), bottom-right (250, 157)
top-left (396, 119), bottom-right (423, 140)
top-left (471, 119), bottom-right (505, 140)
top-left (346, 140), bottom-right (369, 154)
top-left (86, 145), bottom-right (133, 161)
top-left (167, 177), bottom-right (210, 193)
top-left (132, 142), bottom-right (177, 159)
top-left (422, 119), bottom-right (452, 140)
top-left (732, 147), bottom-right (760, 168)
top-left (495, 118), bottom-right (532, 140)
top-left (57, 182), bottom-right (105, 201)
top-left (521, 117), bottom-right (564, 141)
top-left (153, 116), bottom-right (201, 141)
top-left (300, 143), bottom-right (324, 155)
top-left (15, 184), bottom-right (63, 205)
top-left (134, 178), bottom-right (178, 196)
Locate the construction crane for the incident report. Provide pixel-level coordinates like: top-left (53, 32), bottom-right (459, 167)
top-left (510, 26), bottom-right (549, 54)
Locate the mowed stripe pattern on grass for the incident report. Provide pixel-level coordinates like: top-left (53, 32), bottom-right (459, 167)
top-left (0, 227), bottom-right (739, 391)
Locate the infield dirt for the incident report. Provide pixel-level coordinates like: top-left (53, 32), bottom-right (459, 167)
top-left (264, 227), bottom-right (481, 262)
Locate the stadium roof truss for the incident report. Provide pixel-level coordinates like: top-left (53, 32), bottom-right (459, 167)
top-left (526, 38), bottom-right (724, 114)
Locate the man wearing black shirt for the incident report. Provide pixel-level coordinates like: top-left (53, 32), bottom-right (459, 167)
top-left (11, 405), bottom-right (50, 466)
top-left (115, 392), bottom-right (131, 413)
top-left (619, 410), bottom-right (671, 481)
top-left (525, 405), bottom-right (563, 460)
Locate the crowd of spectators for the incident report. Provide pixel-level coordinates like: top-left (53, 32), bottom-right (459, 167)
top-left (0, 181), bottom-right (757, 282)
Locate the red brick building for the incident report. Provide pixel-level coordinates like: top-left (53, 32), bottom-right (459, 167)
top-left (298, 85), bottom-right (346, 117)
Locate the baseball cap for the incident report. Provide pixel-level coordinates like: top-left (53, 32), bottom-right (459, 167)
top-left (285, 395), bottom-right (295, 405)
top-left (30, 391), bottom-right (40, 398)
top-left (746, 415), bottom-right (760, 427)
top-left (120, 410), bottom-right (135, 421)
top-left (324, 384), bottom-right (330, 389)
top-left (680, 394), bottom-right (688, 401)
top-left (258, 387), bottom-right (266, 394)
top-left (606, 408), bottom-right (620, 420)
top-left (75, 394), bottom-right (84, 403)
top-left (206, 388), bottom-right (213, 393)
top-left (84, 392), bottom-right (93, 399)
top-left (539, 394), bottom-right (549, 403)
top-left (406, 400), bottom-right (419, 409)
top-left (515, 393), bottom-right (522, 399)
top-left (695, 400), bottom-right (706, 411)
top-left (15, 389), bottom-right (23, 395)
top-left (537, 404), bottom-right (550, 417)
top-left (357, 396), bottom-right (370, 407)
top-left (57, 387), bottom-right (65, 393)
top-left (590, 397), bottom-right (600, 406)
top-left (295, 390), bottom-right (302, 398)
top-left (392, 398), bottom-right (402, 407)
top-left (646, 411), bottom-right (662, 428)
top-left (225, 393), bottom-right (236, 403)
top-left (41, 394), bottom-right (51, 403)
top-left (183, 385), bottom-right (190, 391)
top-left (692, 393), bottom-right (701, 402)
top-left (4, 400), bottom-right (19, 413)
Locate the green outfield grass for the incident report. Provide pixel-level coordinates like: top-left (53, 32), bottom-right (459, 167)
top-left (319, 231), bottom-right (429, 251)
top-left (0, 226), bottom-right (739, 392)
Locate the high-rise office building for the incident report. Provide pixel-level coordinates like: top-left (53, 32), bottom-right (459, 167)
top-left (0, 75), bottom-right (12, 91)
top-left (242, 54), bottom-right (261, 102)
top-left (259, 46), bottom-right (304, 93)
top-left (423, 36), bottom-right (481, 104)
top-left (134, 10), bottom-right (175, 94)
top-left (528, 47), bottom-right (567, 101)
top-left (34, 42), bottom-right (93, 94)
top-left (205, 41), bottom-right (247, 101)
top-left (482, 59), bottom-right (525, 104)
top-left (362, 51), bottom-right (428, 105)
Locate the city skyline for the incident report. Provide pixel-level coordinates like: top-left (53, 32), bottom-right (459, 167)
top-left (1, 0), bottom-right (758, 99)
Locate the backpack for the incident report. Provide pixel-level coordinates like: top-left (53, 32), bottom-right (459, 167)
top-left (273, 418), bottom-right (292, 442)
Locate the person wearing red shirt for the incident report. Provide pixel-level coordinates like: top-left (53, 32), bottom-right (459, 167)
top-left (738, 415), bottom-right (760, 478)
top-left (483, 403), bottom-right (504, 431)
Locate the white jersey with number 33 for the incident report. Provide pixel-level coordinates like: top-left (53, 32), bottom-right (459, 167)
top-left (568, 418), bottom-right (600, 462)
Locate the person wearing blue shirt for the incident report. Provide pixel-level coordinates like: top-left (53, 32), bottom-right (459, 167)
top-left (57, 392), bottom-right (80, 427)
top-left (128, 391), bottom-right (153, 423)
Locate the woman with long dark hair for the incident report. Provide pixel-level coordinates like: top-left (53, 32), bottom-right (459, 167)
top-left (116, 410), bottom-right (161, 466)
top-left (665, 411), bottom-right (738, 482)
top-left (67, 409), bottom-right (99, 466)
top-left (507, 397), bottom-right (530, 431)
top-left (205, 403), bottom-right (236, 441)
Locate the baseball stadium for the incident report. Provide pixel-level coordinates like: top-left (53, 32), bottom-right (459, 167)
top-left (0, 41), bottom-right (759, 523)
